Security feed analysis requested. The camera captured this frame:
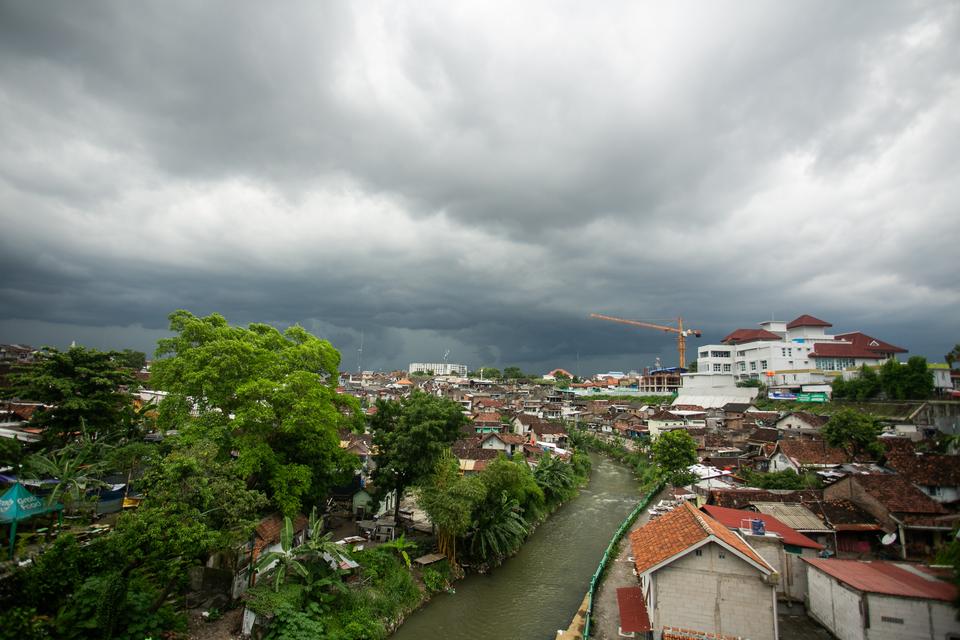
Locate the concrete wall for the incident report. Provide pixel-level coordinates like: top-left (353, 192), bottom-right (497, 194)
top-left (652, 542), bottom-right (777, 640)
top-left (806, 565), bottom-right (865, 640)
top-left (865, 593), bottom-right (959, 640)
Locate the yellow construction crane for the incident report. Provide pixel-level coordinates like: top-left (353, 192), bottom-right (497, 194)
top-left (590, 313), bottom-right (702, 369)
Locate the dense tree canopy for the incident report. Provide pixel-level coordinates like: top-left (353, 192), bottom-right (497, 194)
top-left (8, 346), bottom-right (138, 446)
top-left (878, 356), bottom-right (934, 400)
top-left (651, 430), bottom-right (698, 486)
top-left (822, 408), bottom-right (882, 460)
top-left (370, 391), bottom-right (467, 522)
top-left (151, 310), bottom-right (360, 515)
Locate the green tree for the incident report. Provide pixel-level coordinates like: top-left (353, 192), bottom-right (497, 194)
top-left (117, 349), bottom-right (147, 371)
top-left (0, 436), bottom-right (25, 471)
top-left (370, 391), bottom-right (467, 523)
top-left (533, 454), bottom-right (576, 505)
top-left (686, 360), bottom-right (698, 373)
top-left (652, 430), bottom-right (698, 486)
top-left (477, 455), bottom-right (544, 523)
top-left (469, 491), bottom-right (528, 564)
top-left (503, 366), bottom-right (525, 380)
top-left (8, 346), bottom-right (138, 446)
top-left (151, 310), bottom-right (360, 515)
top-left (417, 452), bottom-right (485, 567)
top-left (468, 367), bottom-right (500, 380)
top-left (945, 345), bottom-right (960, 369)
top-left (25, 441), bottom-right (108, 514)
top-left (742, 468), bottom-right (821, 490)
top-left (879, 357), bottom-right (933, 400)
top-left (822, 408), bottom-right (882, 460)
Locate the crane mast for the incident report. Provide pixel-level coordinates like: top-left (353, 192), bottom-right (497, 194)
top-left (590, 313), bottom-right (702, 369)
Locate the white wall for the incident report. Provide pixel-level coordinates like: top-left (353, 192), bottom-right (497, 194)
top-left (866, 593), bottom-right (959, 640)
top-left (807, 565), bottom-right (866, 640)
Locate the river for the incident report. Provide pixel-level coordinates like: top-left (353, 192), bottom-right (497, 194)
top-left (391, 452), bottom-right (642, 640)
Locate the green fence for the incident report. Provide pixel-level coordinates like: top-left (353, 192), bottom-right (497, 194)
top-left (582, 481), bottom-right (664, 639)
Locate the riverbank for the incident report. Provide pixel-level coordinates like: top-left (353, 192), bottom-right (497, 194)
top-left (390, 453), bottom-right (644, 640)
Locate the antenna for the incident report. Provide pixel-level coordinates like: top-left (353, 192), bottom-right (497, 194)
top-left (443, 349), bottom-right (450, 364)
top-left (357, 331), bottom-right (363, 373)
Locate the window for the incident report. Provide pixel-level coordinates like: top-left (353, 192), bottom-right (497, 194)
top-left (880, 616), bottom-right (903, 624)
top-left (700, 351), bottom-right (708, 358)
top-left (713, 364), bottom-right (722, 372)
top-left (750, 361), bottom-right (757, 371)
top-left (760, 360), bottom-right (768, 370)
top-left (718, 550), bottom-right (726, 559)
top-left (723, 364), bottom-right (731, 372)
top-left (739, 362), bottom-right (746, 372)
top-left (694, 549), bottom-right (702, 557)
top-left (711, 350), bottom-right (730, 358)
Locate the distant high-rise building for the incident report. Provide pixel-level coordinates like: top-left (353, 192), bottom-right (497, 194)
top-left (408, 362), bottom-right (468, 376)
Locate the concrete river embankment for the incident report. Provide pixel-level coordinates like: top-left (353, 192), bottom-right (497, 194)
top-left (391, 453), bottom-right (642, 640)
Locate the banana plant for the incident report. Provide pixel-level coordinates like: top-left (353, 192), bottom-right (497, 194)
top-left (255, 516), bottom-right (308, 592)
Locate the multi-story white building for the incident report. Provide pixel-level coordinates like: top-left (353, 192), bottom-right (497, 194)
top-left (408, 362), bottom-right (468, 376)
top-left (696, 315), bottom-right (907, 390)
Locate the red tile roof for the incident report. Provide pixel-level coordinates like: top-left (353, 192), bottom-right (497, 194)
top-left (803, 558), bottom-right (957, 601)
top-left (810, 332), bottom-right (907, 359)
top-left (846, 474), bottom-right (946, 515)
top-left (701, 504), bottom-right (824, 550)
top-left (885, 453), bottom-right (960, 487)
top-left (786, 315), bottom-right (832, 329)
top-left (721, 328), bottom-right (782, 345)
top-left (775, 440), bottom-right (851, 466)
top-left (630, 502), bottom-right (773, 575)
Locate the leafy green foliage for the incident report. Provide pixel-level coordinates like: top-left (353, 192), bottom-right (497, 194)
top-left (417, 452), bottom-right (486, 566)
top-left (741, 468), bottom-right (822, 490)
top-left (879, 356), bottom-right (934, 400)
top-left (822, 408), bottom-right (882, 460)
top-left (947, 345), bottom-right (960, 370)
top-left (0, 436), bottom-right (24, 470)
top-left (651, 430), bottom-right (698, 486)
top-left (370, 391), bottom-right (467, 521)
top-left (7, 346), bottom-right (138, 446)
top-left (832, 365), bottom-right (881, 400)
top-left (421, 564), bottom-right (449, 593)
top-left (469, 491), bottom-right (528, 563)
top-left (151, 310), bottom-right (360, 515)
top-left (25, 441), bottom-right (108, 513)
top-left (467, 367), bottom-right (501, 379)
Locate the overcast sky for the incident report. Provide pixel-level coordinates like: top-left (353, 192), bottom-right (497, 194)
top-left (1, 1), bottom-right (958, 374)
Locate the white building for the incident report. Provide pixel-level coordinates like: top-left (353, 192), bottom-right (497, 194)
top-left (408, 362), bottom-right (468, 376)
top-left (804, 558), bottom-right (958, 640)
top-left (696, 315), bottom-right (907, 390)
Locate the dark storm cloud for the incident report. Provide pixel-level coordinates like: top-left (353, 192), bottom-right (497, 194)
top-left (1, 0), bottom-right (958, 371)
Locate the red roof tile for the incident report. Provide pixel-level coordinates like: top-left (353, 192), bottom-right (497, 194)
top-left (775, 440), bottom-right (851, 466)
top-left (630, 502), bottom-right (773, 575)
top-left (846, 474), bottom-right (946, 515)
top-left (803, 559), bottom-right (956, 601)
top-left (701, 504), bottom-right (824, 550)
top-left (810, 332), bottom-right (907, 360)
top-left (786, 315), bottom-right (832, 329)
top-left (721, 329), bottom-right (782, 345)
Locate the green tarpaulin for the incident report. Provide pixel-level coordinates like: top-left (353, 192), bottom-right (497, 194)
top-left (0, 483), bottom-right (63, 559)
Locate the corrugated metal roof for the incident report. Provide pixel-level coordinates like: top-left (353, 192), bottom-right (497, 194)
top-left (804, 559), bottom-right (956, 601)
top-left (750, 502), bottom-right (831, 533)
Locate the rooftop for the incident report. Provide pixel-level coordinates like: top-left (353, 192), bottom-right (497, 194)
top-left (803, 558), bottom-right (956, 602)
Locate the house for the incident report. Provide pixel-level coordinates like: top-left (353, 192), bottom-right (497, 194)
top-left (472, 412), bottom-right (504, 433)
top-left (479, 432), bottom-right (526, 457)
top-left (628, 501), bottom-right (779, 640)
top-left (702, 504), bottom-right (823, 602)
top-left (774, 411), bottom-right (828, 434)
top-left (824, 474), bottom-right (952, 560)
top-left (809, 499), bottom-right (884, 557)
top-left (767, 439), bottom-right (850, 473)
top-left (530, 421), bottom-right (567, 447)
top-left (884, 451), bottom-right (960, 505)
top-left (646, 410), bottom-right (686, 439)
top-left (513, 413), bottom-right (547, 436)
top-left (804, 558), bottom-right (958, 640)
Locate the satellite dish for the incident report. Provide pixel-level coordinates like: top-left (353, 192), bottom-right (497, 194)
top-left (881, 532), bottom-right (897, 545)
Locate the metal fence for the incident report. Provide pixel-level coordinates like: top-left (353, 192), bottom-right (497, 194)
top-left (582, 481), bottom-right (664, 639)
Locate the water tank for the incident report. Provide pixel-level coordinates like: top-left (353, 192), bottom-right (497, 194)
top-left (751, 519), bottom-right (766, 536)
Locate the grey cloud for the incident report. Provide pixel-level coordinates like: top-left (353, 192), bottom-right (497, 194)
top-left (0, 0), bottom-right (958, 373)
